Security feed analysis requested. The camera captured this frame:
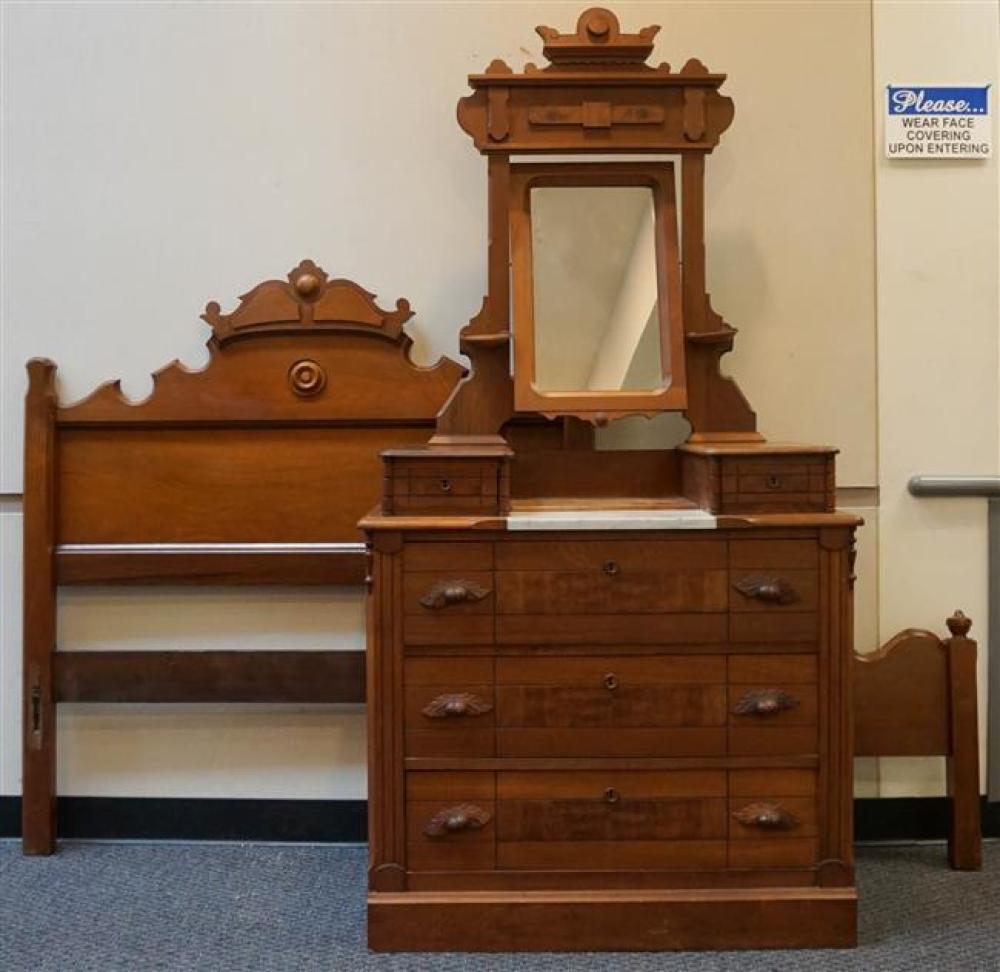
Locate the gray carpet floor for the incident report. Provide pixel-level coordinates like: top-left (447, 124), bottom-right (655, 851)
top-left (1, 841), bottom-right (997, 971)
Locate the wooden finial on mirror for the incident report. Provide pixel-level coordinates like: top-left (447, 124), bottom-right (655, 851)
top-left (537, 7), bottom-right (659, 67)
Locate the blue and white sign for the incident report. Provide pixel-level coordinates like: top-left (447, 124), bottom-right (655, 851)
top-left (886, 85), bottom-right (991, 159)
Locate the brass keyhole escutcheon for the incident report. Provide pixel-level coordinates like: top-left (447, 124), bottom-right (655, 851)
top-left (604, 673), bottom-right (619, 691)
top-left (439, 478), bottom-right (452, 493)
top-left (766, 474), bottom-right (782, 490)
top-left (603, 560), bottom-right (620, 577)
top-left (604, 787), bottom-right (620, 804)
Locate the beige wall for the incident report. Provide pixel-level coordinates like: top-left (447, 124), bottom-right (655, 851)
top-left (871, 0), bottom-right (999, 795)
top-left (0, 1), bottom-right (994, 802)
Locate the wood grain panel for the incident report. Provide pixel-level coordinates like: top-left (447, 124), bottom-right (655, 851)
top-left (406, 729), bottom-right (496, 758)
top-left (496, 840), bottom-right (728, 871)
top-left (58, 427), bottom-right (432, 544)
top-left (497, 569), bottom-right (727, 614)
top-left (730, 612), bottom-right (819, 644)
top-left (496, 539), bottom-right (726, 571)
top-left (498, 613), bottom-right (727, 646)
top-left (728, 839), bottom-right (819, 869)
top-left (368, 886), bottom-right (857, 951)
top-left (728, 655), bottom-right (818, 684)
top-left (497, 728), bottom-right (726, 758)
top-left (497, 771), bottom-right (727, 800)
top-left (53, 650), bottom-right (365, 703)
top-left (497, 798), bottom-right (726, 842)
top-left (405, 771), bottom-right (495, 802)
top-left (498, 685), bottom-right (726, 728)
top-left (727, 726), bottom-right (818, 757)
top-left (729, 769), bottom-right (817, 798)
top-left (403, 543), bottom-right (493, 573)
top-left (404, 615), bottom-right (495, 647)
top-left (497, 656), bottom-right (725, 685)
top-left (405, 657), bottom-right (494, 686)
top-left (728, 540), bottom-right (818, 570)
top-left (56, 550), bottom-right (365, 586)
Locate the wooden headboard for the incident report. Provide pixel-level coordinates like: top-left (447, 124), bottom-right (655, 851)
top-left (22, 259), bottom-right (464, 854)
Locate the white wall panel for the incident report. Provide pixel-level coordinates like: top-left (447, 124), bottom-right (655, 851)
top-left (873, 0), bottom-right (999, 794)
top-left (2, 2), bottom-right (881, 800)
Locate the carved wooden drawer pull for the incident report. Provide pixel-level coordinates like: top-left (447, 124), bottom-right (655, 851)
top-left (733, 802), bottom-right (797, 831)
top-left (733, 574), bottom-right (799, 605)
top-left (419, 580), bottom-right (490, 609)
top-left (421, 692), bottom-right (493, 719)
top-left (733, 688), bottom-right (797, 718)
top-left (423, 803), bottom-right (492, 837)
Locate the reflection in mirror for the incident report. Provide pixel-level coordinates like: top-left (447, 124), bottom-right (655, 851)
top-left (595, 412), bottom-right (693, 451)
top-left (530, 187), bottom-right (662, 394)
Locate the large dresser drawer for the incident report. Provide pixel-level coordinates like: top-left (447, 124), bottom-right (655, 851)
top-left (405, 768), bottom-right (820, 874)
top-left (402, 652), bottom-right (819, 758)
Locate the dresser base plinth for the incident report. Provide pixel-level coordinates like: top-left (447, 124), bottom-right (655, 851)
top-left (368, 887), bottom-right (858, 952)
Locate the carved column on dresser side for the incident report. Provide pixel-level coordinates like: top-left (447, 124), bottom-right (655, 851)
top-left (22, 358), bottom-right (59, 855)
top-left (816, 526), bottom-right (855, 887)
top-left (366, 530), bottom-right (407, 891)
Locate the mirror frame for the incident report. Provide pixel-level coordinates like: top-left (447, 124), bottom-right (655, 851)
top-left (510, 162), bottom-right (686, 421)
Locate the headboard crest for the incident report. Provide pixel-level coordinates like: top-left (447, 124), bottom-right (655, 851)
top-left (47, 260), bottom-right (462, 424)
top-left (202, 258), bottom-right (414, 346)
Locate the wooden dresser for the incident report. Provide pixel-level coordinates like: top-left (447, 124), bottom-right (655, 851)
top-left (362, 6), bottom-right (859, 951)
top-left (363, 466), bottom-right (859, 951)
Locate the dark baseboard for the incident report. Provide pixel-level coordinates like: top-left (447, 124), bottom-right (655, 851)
top-left (1, 796), bottom-right (995, 844)
top-left (0, 796), bottom-right (366, 842)
top-left (854, 796), bottom-right (999, 842)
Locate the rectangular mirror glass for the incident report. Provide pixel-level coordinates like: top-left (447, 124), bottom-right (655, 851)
top-left (531, 186), bottom-right (661, 394)
top-left (510, 163), bottom-right (685, 420)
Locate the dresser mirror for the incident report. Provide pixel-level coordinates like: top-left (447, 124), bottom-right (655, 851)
top-left (510, 164), bottom-right (685, 420)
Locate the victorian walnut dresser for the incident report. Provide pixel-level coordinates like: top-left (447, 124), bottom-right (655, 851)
top-left (362, 7), bottom-right (859, 952)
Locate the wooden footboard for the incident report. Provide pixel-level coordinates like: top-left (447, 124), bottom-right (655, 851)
top-left (854, 612), bottom-right (981, 869)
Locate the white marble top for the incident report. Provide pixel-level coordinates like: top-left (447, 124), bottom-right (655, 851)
top-left (505, 509), bottom-right (718, 531)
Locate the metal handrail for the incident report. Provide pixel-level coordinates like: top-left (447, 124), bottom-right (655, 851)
top-left (909, 475), bottom-right (1000, 497)
top-left (909, 474), bottom-right (1000, 801)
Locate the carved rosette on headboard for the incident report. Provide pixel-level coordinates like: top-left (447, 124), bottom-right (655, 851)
top-left (50, 260), bottom-right (464, 424)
